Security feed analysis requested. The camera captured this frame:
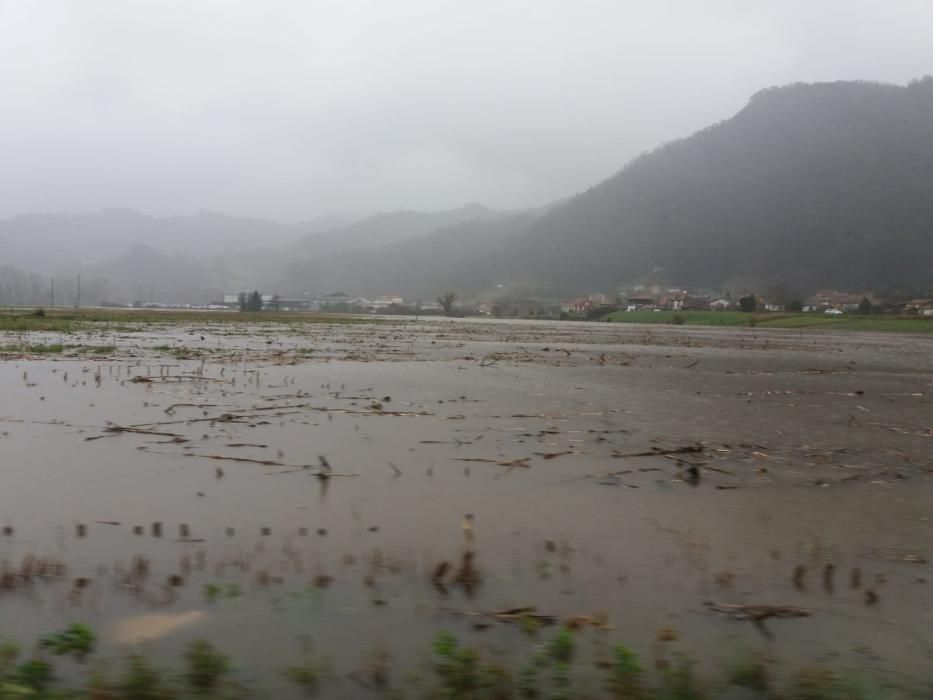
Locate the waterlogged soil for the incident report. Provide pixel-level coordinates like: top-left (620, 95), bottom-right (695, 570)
top-left (1, 316), bottom-right (932, 696)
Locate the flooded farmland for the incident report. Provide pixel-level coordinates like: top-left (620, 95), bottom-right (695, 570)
top-left (1, 314), bottom-right (932, 697)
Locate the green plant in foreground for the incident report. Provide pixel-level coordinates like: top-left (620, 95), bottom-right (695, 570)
top-left (658, 655), bottom-right (706, 700)
top-left (9, 658), bottom-right (54, 693)
top-left (67, 654), bottom-right (177, 700)
top-left (0, 641), bottom-right (20, 676)
top-left (39, 623), bottom-right (96, 660)
top-left (284, 663), bottom-right (322, 697)
top-left (790, 665), bottom-right (878, 700)
top-left (183, 640), bottom-right (231, 693)
top-left (545, 629), bottom-right (576, 665)
top-left (203, 582), bottom-right (243, 603)
top-left (725, 651), bottom-right (770, 692)
top-left (609, 644), bottom-right (646, 700)
top-left (283, 651), bottom-right (332, 698)
top-left (517, 664), bottom-right (540, 698)
top-left (117, 654), bottom-right (175, 699)
top-left (431, 630), bottom-right (512, 699)
top-left (203, 583), bottom-right (222, 602)
top-left (0, 625), bottom-right (924, 699)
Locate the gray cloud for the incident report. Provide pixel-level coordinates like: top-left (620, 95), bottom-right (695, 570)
top-left (1, 0), bottom-right (931, 220)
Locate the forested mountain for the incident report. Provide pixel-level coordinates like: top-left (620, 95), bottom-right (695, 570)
top-left (282, 78), bottom-right (933, 299)
top-left (3, 78), bottom-right (932, 305)
top-left (494, 77), bottom-right (933, 296)
top-left (279, 211), bottom-right (539, 299)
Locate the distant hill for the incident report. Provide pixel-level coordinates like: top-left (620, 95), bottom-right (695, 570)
top-left (279, 210), bottom-right (539, 299)
top-left (498, 77), bottom-right (933, 297)
top-left (0, 209), bottom-right (352, 304)
top-left (287, 203), bottom-right (498, 259)
top-left (4, 78), bottom-right (932, 305)
top-left (0, 204), bottom-right (504, 304)
top-left (0, 209), bottom-right (339, 273)
top-left (285, 78), bottom-right (933, 300)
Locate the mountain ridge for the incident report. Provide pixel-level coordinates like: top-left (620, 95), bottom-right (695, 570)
top-left (274, 78), bottom-right (933, 301)
top-left (2, 77), bottom-right (932, 305)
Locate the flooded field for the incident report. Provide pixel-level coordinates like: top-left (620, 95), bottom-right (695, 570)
top-left (1, 314), bottom-right (932, 697)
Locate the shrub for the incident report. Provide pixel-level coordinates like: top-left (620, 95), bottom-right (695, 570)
top-left (39, 623), bottom-right (96, 660)
top-left (725, 652), bottom-right (770, 692)
top-left (658, 655), bottom-right (706, 700)
top-left (10, 659), bottom-right (54, 692)
top-left (119, 654), bottom-right (174, 699)
top-left (182, 641), bottom-right (231, 692)
top-left (609, 644), bottom-right (645, 699)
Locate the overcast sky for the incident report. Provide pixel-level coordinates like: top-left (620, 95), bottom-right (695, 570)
top-left (1, 0), bottom-right (932, 221)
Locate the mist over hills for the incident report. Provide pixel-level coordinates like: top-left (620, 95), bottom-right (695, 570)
top-left (278, 210), bottom-right (542, 300)
top-left (2, 78), bottom-right (932, 306)
top-left (311, 77), bottom-right (933, 301)
top-left (287, 203), bottom-right (498, 260)
top-left (0, 205), bottom-right (504, 304)
top-left (0, 210), bottom-right (318, 271)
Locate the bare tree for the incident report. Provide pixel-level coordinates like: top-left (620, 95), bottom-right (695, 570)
top-left (437, 290), bottom-right (457, 316)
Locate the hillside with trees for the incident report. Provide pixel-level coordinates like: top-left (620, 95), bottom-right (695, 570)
top-left (2, 79), bottom-right (932, 304)
top-left (277, 210), bottom-right (540, 299)
top-left (496, 77), bottom-right (933, 297)
top-left (281, 78), bottom-right (933, 300)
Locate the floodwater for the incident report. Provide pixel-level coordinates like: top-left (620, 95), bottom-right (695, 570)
top-left (1, 317), bottom-right (932, 696)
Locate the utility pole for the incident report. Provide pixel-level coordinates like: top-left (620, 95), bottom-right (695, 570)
top-left (50, 277), bottom-right (55, 307)
top-left (75, 274), bottom-right (81, 308)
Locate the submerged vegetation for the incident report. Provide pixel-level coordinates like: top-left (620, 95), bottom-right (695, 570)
top-left (0, 342), bottom-right (116, 355)
top-left (0, 308), bottom-right (371, 334)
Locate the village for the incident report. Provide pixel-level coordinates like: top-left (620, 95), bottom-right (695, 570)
top-left (197, 287), bottom-right (933, 320)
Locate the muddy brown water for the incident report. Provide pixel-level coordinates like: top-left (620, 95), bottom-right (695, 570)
top-left (1, 317), bottom-right (932, 695)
